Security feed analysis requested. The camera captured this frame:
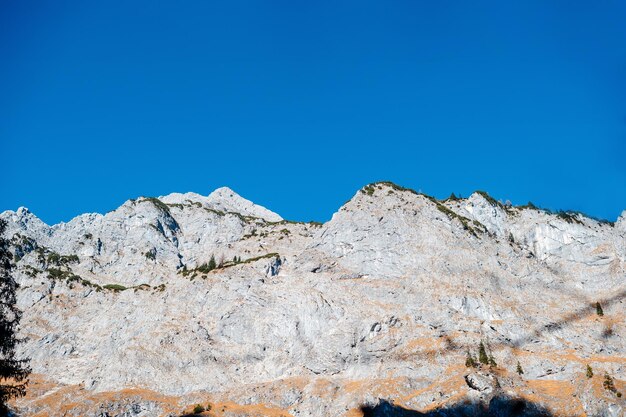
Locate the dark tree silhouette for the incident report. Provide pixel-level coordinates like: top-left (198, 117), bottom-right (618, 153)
top-left (0, 219), bottom-right (30, 413)
top-left (478, 341), bottom-right (489, 365)
top-left (208, 255), bottom-right (217, 271)
top-left (465, 351), bottom-right (477, 368)
top-left (488, 354), bottom-right (497, 368)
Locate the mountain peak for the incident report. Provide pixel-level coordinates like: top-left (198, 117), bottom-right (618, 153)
top-left (206, 187), bottom-right (282, 222)
top-left (209, 186), bottom-right (239, 198)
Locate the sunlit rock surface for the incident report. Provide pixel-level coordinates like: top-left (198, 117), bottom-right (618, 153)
top-left (2, 182), bottom-right (624, 416)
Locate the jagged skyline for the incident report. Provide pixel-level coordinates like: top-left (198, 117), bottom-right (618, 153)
top-left (4, 181), bottom-right (624, 415)
top-left (2, 2), bottom-right (626, 224)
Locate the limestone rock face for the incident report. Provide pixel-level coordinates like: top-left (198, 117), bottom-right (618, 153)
top-left (464, 371), bottom-right (497, 394)
top-left (205, 186), bottom-right (283, 222)
top-left (2, 182), bottom-right (625, 417)
top-left (617, 210), bottom-right (626, 232)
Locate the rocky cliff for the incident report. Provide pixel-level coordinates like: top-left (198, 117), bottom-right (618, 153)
top-left (2, 182), bottom-right (625, 417)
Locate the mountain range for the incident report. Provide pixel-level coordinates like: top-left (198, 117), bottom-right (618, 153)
top-left (2, 182), bottom-right (624, 417)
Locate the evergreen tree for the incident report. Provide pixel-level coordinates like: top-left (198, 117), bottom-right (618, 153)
top-left (0, 219), bottom-right (31, 413)
top-left (478, 341), bottom-right (489, 365)
top-left (465, 351), bottom-right (477, 368)
top-left (233, 256), bottom-right (237, 263)
top-left (602, 373), bottom-right (621, 397)
top-left (488, 354), bottom-right (497, 368)
top-left (208, 255), bottom-right (216, 271)
top-left (595, 302), bottom-right (604, 316)
top-left (516, 361), bottom-right (524, 375)
top-left (586, 364), bottom-right (593, 378)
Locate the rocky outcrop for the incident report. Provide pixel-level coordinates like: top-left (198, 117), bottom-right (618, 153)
top-left (2, 182), bottom-right (624, 417)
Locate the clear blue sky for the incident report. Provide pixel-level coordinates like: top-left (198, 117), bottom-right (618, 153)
top-left (1, 1), bottom-right (625, 224)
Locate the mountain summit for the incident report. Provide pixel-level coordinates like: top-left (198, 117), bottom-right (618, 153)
top-left (205, 186), bottom-right (283, 222)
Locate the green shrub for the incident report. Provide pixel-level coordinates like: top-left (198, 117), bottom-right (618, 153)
top-left (516, 361), bottom-right (524, 375)
top-left (475, 190), bottom-right (501, 208)
top-left (144, 249), bottom-right (156, 261)
top-left (556, 210), bottom-right (584, 225)
top-left (518, 201), bottom-right (538, 210)
top-left (435, 203), bottom-right (484, 237)
top-left (143, 197), bottom-right (171, 214)
top-left (47, 268), bottom-right (68, 280)
top-left (193, 404), bottom-right (205, 414)
top-left (239, 253), bottom-right (280, 264)
top-left (361, 184), bottom-right (376, 195)
top-left (62, 254), bottom-right (79, 264)
top-left (23, 265), bottom-right (41, 277)
top-left (596, 302), bottom-right (604, 316)
top-left (47, 252), bottom-right (79, 266)
top-left (47, 252), bottom-right (61, 265)
top-left (375, 181), bottom-right (419, 195)
top-left (242, 229), bottom-right (258, 239)
top-left (103, 284), bottom-right (127, 292)
top-left (182, 253), bottom-right (279, 278)
top-left (586, 364), bottom-right (593, 378)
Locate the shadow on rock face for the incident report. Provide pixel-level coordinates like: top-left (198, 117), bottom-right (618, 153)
top-left (361, 396), bottom-right (556, 417)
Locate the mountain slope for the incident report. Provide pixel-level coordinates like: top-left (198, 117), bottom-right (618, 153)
top-left (2, 183), bottom-right (624, 417)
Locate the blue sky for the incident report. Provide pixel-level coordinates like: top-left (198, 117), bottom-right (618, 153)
top-left (1, 1), bottom-right (625, 224)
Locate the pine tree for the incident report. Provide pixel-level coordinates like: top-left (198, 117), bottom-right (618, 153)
top-left (516, 361), bottom-right (524, 375)
top-left (488, 354), bottom-right (497, 368)
top-left (595, 302), bottom-right (604, 316)
top-left (465, 351), bottom-right (477, 368)
top-left (0, 219), bottom-right (31, 413)
top-left (208, 255), bottom-right (216, 271)
top-left (478, 341), bottom-right (489, 365)
top-left (586, 364), bottom-right (593, 378)
top-left (602, 372), bottom-right (621, 397)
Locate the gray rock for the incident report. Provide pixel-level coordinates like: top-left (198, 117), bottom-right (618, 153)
top-left (3, 182), bottom-right (625, 417)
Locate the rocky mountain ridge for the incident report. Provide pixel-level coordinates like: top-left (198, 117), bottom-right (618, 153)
top-left (2, 182), bottom-right (625, 417)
